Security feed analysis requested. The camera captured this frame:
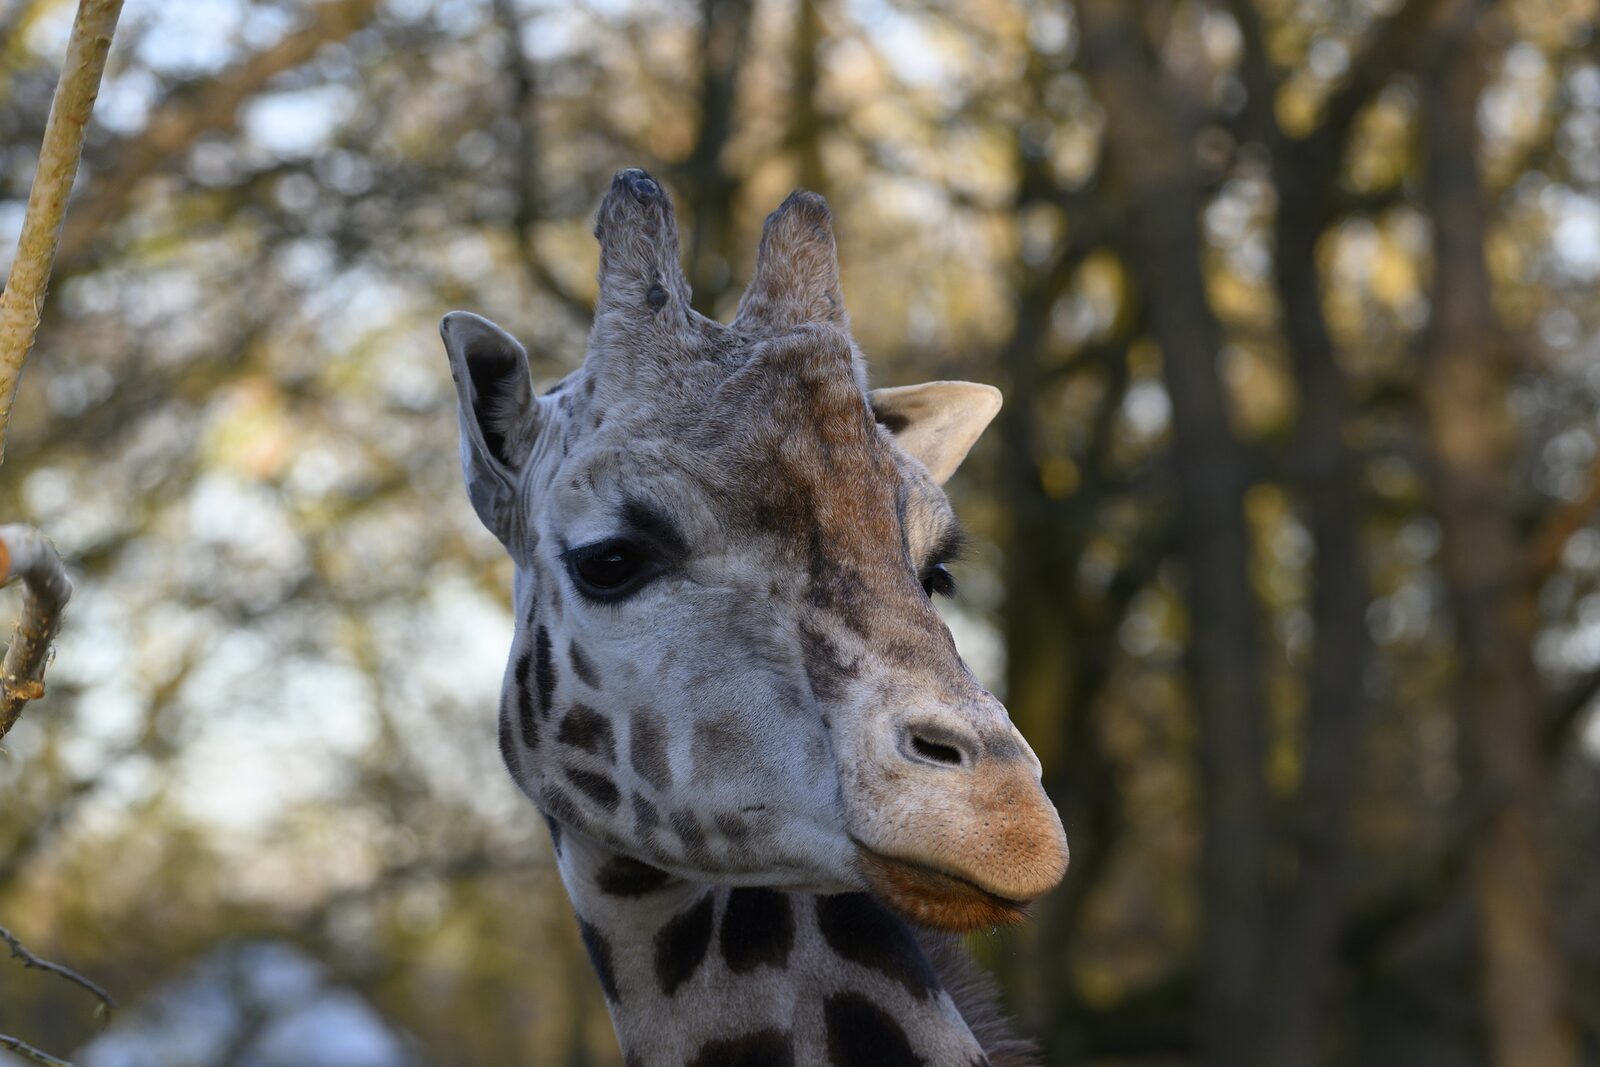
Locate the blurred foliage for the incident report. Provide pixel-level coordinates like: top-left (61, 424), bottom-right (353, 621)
top-left (1, 0), bottom-right (1599, 1064)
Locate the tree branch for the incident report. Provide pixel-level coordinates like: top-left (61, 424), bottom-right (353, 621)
top-left (1543, 664), bottom-right (1600, 758)
top-left (53, 0), bottom-right (381, 272)
top-left (0, 924), bottom-right (115, 1021)
top-left (0, 525), bottom-right (73, 740)
top-left (0, 0), bottom-right (123, 462)
top-left (1307, 0), bottom-right (1449, 153)
top-left (0, 1034), bottom-right (76, 1067)
top-left (1526, 451), bottom-right (1600, 588)
top-left (490, 0), bottom-right (594, 324)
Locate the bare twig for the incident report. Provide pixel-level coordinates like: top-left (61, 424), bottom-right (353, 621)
top-left (0, 924), bottom-right (115, 1021)
top-left (0, 525), bottom-right (73, 739)
top-left (0, 0), bottom-right (124, 462)
top-left (0, 1033), bottom-right (76, 1067)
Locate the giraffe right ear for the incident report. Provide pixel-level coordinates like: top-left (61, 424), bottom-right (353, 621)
top-left (441, 311), bottom-right (538, 542)
top-left (869, 381), bottom-right (1003, 485)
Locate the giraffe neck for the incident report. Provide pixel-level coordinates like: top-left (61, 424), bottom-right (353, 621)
top-left (550, 825), bottom-right (1001, 1067)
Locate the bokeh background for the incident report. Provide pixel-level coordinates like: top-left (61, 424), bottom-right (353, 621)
top-left (1, 0), bottom-right (1598, 1064)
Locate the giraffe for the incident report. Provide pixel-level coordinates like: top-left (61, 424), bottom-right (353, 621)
top-left (439, 168), bottom-right (1069, 1067)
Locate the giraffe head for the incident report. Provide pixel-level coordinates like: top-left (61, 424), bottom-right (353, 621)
top-left (441, 169), bottom-right (1067, 931)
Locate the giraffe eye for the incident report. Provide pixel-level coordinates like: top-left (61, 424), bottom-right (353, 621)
top-left (565, 539), bottom-right (659, 602)
top-left (921, 564), bottom-right (956, 599)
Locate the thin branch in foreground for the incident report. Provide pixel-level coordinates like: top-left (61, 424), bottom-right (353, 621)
top-left (0, 0), bottom-right (125, 462)
top-left (0, 525), bottom-right (73, 739)
top-left (0, 924), bottom-right (116, 1021)
top-left (0, 1033), bottom-right (76, 1067)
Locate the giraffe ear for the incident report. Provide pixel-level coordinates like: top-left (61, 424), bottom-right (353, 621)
top-left (441, 311), bottom-right (538, 541)
top-left (869, 381), bottom-right (1002, 485)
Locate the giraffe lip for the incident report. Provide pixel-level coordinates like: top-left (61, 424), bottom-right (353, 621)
top-left (852, 841), bottom-right (1031, 932)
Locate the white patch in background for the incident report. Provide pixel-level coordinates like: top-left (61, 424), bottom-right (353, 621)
top-left (242, 87), bottom-right (359, 159)
top-left (937, 601), bottom-right (1006, 700)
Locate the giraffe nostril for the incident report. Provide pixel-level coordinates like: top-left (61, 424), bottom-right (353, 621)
top-left (911, 735), bottom-right (964, 766)
top-left (899, 722), bottom-right (975, 770)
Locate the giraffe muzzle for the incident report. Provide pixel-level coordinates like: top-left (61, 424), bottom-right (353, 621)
top-left (846, 719), bottom-right (1070, 931)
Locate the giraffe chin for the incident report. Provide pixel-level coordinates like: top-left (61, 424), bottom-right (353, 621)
top-left (855, 845), bottom-right (1031, 932)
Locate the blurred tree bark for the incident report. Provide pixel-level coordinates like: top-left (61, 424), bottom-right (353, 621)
top-left (1417, 6), bottom-right (1577, 1066)
top-left (1229, 1), bottom-right (1445, 1057)
top-left (1076, 5), bottom-right (1271, 1065)
top-left (682, 0), bottom-right (753, 312)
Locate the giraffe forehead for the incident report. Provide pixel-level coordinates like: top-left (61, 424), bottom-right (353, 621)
top-left (560, 349), bottom-right (916, 559)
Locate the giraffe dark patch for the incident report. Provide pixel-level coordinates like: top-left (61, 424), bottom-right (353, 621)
top-left (692, 716), bottom-right (758, 786)
top-left (800, 622), bottom-right (859, 703)
top-left (513, 650), bottom-right (538, 748)
top-left (596, 854), bottom-right (673, 897)
top-left (632, 791), bottom-right (660, 832)
top-left (823, 993), bottom-right (922, 1067)
top-left (577, 916), bottom-right (620, 1002)
top-left (565, 766), bottom-right (621, 813)
top-left (540, 784), bottom-right (581, 827)
top-left (687, 1029), bottom-right (795, 1067)
top-left (541, 812), bottom-right (563, 855)
top-left (670, 809), bottom-right (711, 863)
top-left (719, 888), bottom-right (793, 973)
top-left (817, 894), bottom-right (939, 999)
top-left (535, 626), bottom-right (556, 717)
top-left (558, 704), bottom-right (617, 763)
top-left (983, 731), bottom-right (1022, 761)
top-left (654, 892), bottom-right (715, 996)
top-left (497, 700), bottom-right (517, 771)
top-left (569, 641), bottom-right (601, 689)
top-left (630, 710), bottom-right (672, 790)
top-left (714, 813), bottom-right (751, 842)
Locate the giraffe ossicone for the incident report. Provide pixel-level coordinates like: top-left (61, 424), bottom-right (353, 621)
top-left (441, 168), bottom-right (1068, 1066)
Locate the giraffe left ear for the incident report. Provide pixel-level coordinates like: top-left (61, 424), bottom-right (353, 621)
top-left (869, 381), bottom-right (1003, 484)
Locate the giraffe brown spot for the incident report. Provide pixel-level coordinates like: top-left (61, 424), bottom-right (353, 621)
top-left (535, 626), bottom-right (557, 718)
top-left (596, 854), bottom-right (673, 897)
top-left (630, 710), bottom-right (672, 791)
top-left (558, 705), bottom-right (617, 763)
top-left (800, 622), bottom-right (859, 703)
top-left (692, 715), bottom-right (757, 786)
top-left (823, 992), bottom-right (923, 1067)
top-left (670, 810), bottom-right (711, 864)
top-left (497, 699), bottom-right (517, 771)
top-left (713, 813), bottom-right (751, 842)
top-left (513, 650), bottom-right (538, 749)
top-left (565, 766), bottom-right (621, 813)
top-left (719, 888), bottom-right (793, 973)
top-left (686, 1029), bottom-right (795, 1067)
top-left (816, 894), bottom-right (940, 1000)
top-left (540, 784), bottom-right (581, 827)
top-left (541, 812), bottom-right (563, 856)
top-left (569, 641), bottom-right (602, 689)
top-left (632, 792), bottom-right (661, 832)
top-left (577, 916), bottom-right (620, 1002)
top-left (654, 892), bottom-right (714, 996)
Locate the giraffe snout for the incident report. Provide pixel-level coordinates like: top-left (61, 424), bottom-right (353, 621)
top-left (846, 705), bottom-right (1069, 931)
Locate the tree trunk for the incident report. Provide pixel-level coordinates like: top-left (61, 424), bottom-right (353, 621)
top-left (1417, 13), bottom-right (1576, 1067)
top-left (682, 0), bottom-right (753, 312)
top-left (1256, 161), bottom-right (1372, 1067)
top-left (1076, 5), bottom-right (1271, 1065)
